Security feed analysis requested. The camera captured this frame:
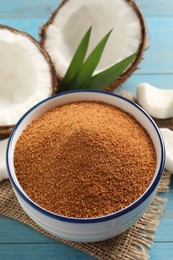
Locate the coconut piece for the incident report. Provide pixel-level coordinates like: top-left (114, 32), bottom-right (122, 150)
top-left (0, 25), bottom-right (57, 137)
top-left (0, 126), bottom-right (13, 139)
top-left (137, 83), bottom-right (173, 119)
top-left (40, 0), bottom-right (147, 91)
top-left (117, 90), bottom-right (136, 102)
top-left (160, 128), bottom-right (173, 174)
top-left (0, 138), bottom-right (9, 182)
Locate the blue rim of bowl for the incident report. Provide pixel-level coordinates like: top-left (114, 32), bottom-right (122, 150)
top-left (6, 90), bottom-right (165, 224)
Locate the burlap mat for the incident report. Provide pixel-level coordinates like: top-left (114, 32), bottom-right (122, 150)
top-left (0, 101), bottom-right (172, 259)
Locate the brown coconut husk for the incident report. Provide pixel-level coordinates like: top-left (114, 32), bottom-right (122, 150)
top-left (0, 126), bottom-right (13, 140)
top-left (154, 118), bottom-right (173, 131)
top-left (40, 0), bottom-right (148, 92)
top-left (0, 25), bottom-right (58, 138)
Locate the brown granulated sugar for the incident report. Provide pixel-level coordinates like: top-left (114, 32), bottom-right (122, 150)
top-left (14, 101), bottom-right (156, 218)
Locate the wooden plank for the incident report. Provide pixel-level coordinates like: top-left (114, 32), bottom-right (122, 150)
top-left (0, 244), bottom-right (93, 260)
top-left (0, 0), bottom-right (60, 19)
top-left (0, 217), bottom-right (53, 243)
top-left (1, 241), bottom-right (173, 260)
top-left (154, 177), bottom-right (173, 243)
top-left (150, 243), bottom-right (173, 260)
top-left (136, 0), bottom-right (173, 17)
top-left (0, 0), bottom-right (173, 18)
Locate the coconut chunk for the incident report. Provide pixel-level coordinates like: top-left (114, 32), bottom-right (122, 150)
top-left (41, 0), bottom-right (147, 90)
top-left (0, 138), bottom-right (9, 182)
top-left (0, 25), bottom-right (57, 135)
top-left (137, 83), bottom-right (173, 119)
top-left (160, 128), bottom-right (173, 174)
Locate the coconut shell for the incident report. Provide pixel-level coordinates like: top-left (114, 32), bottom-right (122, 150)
top-left (40, 0), bottom-right (148, 92)
top-left (106, 0), bottom-right (148, 91)
top-left (0, 126), bottom-right (13, 140)
top-left (0, 25), bottom-right (58, 138)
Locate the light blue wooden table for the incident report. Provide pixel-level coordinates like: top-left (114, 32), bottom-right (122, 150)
top-left (0, 1), bottom-right (173, 259)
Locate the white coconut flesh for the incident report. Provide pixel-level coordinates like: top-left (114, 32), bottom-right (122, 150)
top-left (44, 0), bottom-right (141, 78)
top-left (160, 128), bottom-right (173, 174)
top-left (137, 83), bottom-right (173, 119)
top-left (0, 138), bottom-right (9, 181)
top-left (0, 28), bottom-right (53, 126)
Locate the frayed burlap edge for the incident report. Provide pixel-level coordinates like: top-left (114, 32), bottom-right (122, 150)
top-left (0, 170), bottom-right (171, 260)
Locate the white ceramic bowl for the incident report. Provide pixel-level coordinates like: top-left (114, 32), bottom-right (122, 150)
top-left (7, 90), bottom-right (165, 242)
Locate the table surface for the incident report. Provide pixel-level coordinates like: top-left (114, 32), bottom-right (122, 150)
top-left (0, 0), bottom-right (173, 259)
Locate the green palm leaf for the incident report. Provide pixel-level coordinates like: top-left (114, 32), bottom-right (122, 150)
top-left (60, 26), bottom-right (137, 92)
top-left (73, 29), bottom-right (113, 89)
top-left (60, 26), bottom-right (92, 92)
top-left (87, 53), bottom-right (136, 90)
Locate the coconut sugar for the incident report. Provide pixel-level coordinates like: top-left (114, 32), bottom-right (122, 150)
top-left (14, 101), bottom-right (156, 218)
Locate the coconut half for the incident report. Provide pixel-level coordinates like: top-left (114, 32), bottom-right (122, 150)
top-left (0, 25), bottom-right (57, 137)
top-left (40, 0), bottom-right (147, 91)
top-left (0, 138), bottom-right (9, 182)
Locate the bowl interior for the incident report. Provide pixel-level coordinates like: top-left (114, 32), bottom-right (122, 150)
top-left (7, 91), bottom-right (165, 220)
